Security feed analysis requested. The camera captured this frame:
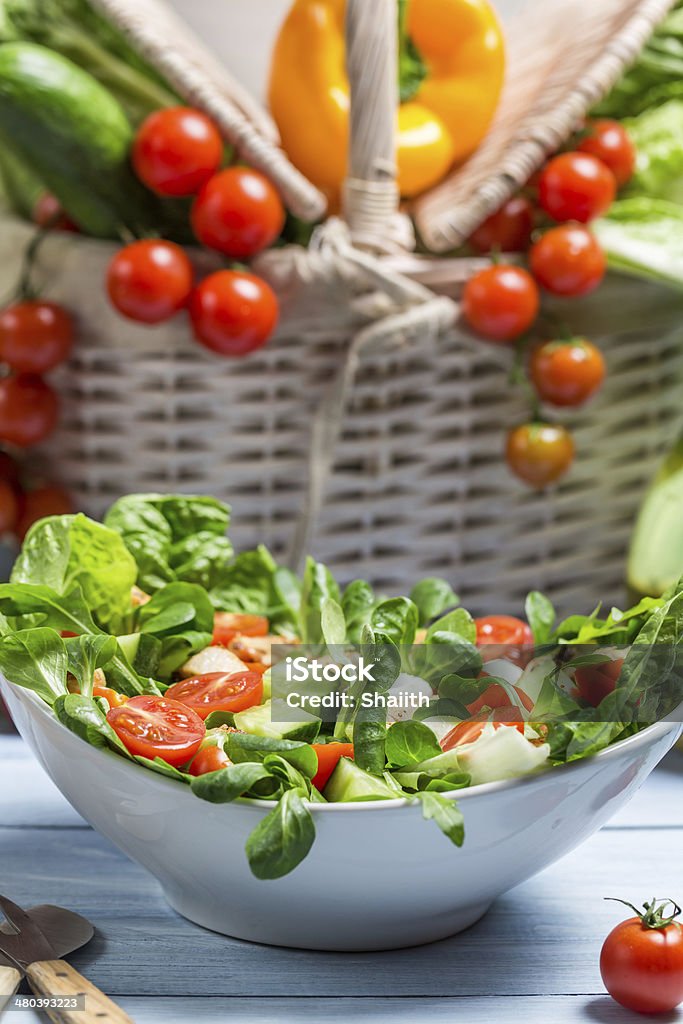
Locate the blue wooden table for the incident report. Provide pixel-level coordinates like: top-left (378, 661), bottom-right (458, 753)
top-left (2, 734), bottom-right (682, 1023)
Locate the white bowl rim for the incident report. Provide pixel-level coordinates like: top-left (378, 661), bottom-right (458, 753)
top-left (4, 678), bottom-right (681, 815)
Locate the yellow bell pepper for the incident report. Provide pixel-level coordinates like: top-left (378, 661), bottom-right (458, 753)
top-left (268, 0), bottom-right (505, 207)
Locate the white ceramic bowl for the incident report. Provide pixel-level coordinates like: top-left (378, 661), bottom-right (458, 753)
top-left (3, 677), bottom-right (680, 951)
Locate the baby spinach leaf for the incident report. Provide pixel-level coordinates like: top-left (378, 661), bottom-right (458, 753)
top-left (299, 557), bottom-right (341, 643)
top-left (65, 634), bottom-right (118, 698)
top-left (353, 702), bottom-right (387, 775)
top-left (371, 597), bottom-right (418, 646)
top-left (191, 762), bottom-right (272, 803)
top-left (416, 791), bottom-right (465, 847)
top-left (525, 591), bottom-right (555, 646)
top-left (385, 720), bottom-right (442, 768)
top-left (341, 580), bottom-right (375, 642)
top-left (410, 578), bottom-right (459, 628)
top-left (426, 608), bottom-right (476, 644)
top-left (246, 789), bottom-right (316, 879)
top-left (0, 627), bottom-right (67, 705)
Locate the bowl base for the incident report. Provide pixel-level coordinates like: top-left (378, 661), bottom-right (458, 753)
top-left (162, 887), bottom-right (492, 951)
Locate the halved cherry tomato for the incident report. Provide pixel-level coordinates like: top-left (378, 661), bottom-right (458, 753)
top-left (539, 152), bottom-right (616, 223)
top-left (191, 167), bottom-right (285, 258)
top-left (132, 107), bottom-right (223, 197)
top-left (442, 712), bottom-right (525, 751)
top-left (469, 196), bottom-right (535, 254)
top-left (462, 265), bottom-right (539, 343)
top-left (188, 745), bottom-right (232, 777)
top-left (93, 682), bottom-right (128, 709)
top-left (530, 337), bottom-right (606, 408)
top-left (212, 612), bottom-right (269, 647)
top-left (575, 658), bottom-right (624, 707)
top-left (475, 615), bottom-right (534, 666)
top-left (165, 671), bottom-right (263, 720)
top-left (106, 694), bottom-right (205, 767)
top-left (578, 120), bottom-right (636, 188)
top-left (467, 682), bottom-right (534, 715)
top-left (0, 301), bottom-right (74, 374)
top-left (506, 422), bottom-right (575, 488)
top-left (311, 742), bottom-right (354, 792)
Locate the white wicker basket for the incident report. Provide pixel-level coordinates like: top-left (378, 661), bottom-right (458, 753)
top-left (2, 0), bottom-right (681, 616)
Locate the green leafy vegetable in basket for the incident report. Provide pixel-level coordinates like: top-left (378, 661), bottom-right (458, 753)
top-left (0, 494), bottom-right (681, 881)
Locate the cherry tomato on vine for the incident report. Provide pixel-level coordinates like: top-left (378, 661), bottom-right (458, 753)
top-left (539, 152), bottom-right (616, 223)
top-left (0, 375), bottom-right (59, 448)
top-left (132, 107), bottom-right (223, 197)
top-left (0, 301), bottom-right (74, 374)
top-left (189, 270), bottom-right (278, 357)
top-left (506, 422), bottom-right (575, 488)
top-left (462, 265), bottom-right (539, 342)
top-left (106, 694), bottom-right (205, 767)
top-left (165, 671), bottom-right (263, 720)
top-left (0, 480), bottom-right (19, 535)
top-left (188, 745), bottom-right (232, 777)
top-left (107, 240), bottom-right (194, 325)
top-left (16, 485), bottom-right (73, 539)
top-left (530, 225), bottom-right (606, 297)
top-left (530, 337), bottom-right (606, 407)
top-left (469, 196), bottom-right (535, 254)
top-left (32, 194), bottom-right (79, 233)
top-left (191, 167), bottom-right (286, 258)
top-left (578, 120), bottom-right (636, 188)
top-left (601, 898), bottom-right (683, 1015)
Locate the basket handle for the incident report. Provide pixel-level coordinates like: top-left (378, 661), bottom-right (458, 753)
top-left (343, 0), bottom-right (402, 249)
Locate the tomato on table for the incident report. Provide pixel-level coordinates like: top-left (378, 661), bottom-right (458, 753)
top-left (189, 270), bottom-right (279, 357)
top-left (462, 264), bottom-right (539, 343)
top-left (506, 422), bottom-right (575, 488)
top-left (469, 196), bottom-right (535, 254)
top-left (107, 240), bottom-right (194, 325)
top-left (0, 374), bottom-right (59, 448)
top-left (538, 152), bottom-right (616, 223)
top-left (188, 745), bottom-right (232, 777)
top-left (442, 712), bottom-right (525, 751)
top-left (133, 107), bottom-right (223, 197)
top-left (574, 658), bottom-right (624, 707)
top-left (601, 898), bottom-right (683, 1014)
top-left (311, 743), bottom-right (354, 792)
top-left (530, 224), bottom-right (606, 297)
top-left (165, 671), bottom-right (263, 720)
top-left (106, 694), bottom-right (205, 767)
top-left (191, 167), bottom-right (285, 259)
top-left (578, 120), bottom-right (636, 188)
top-left (212, 612), bottom-right (269, 647)
top-left (0, 301), bottom-right (74, 374)
top-left (530, 338), bottom-right (606, 407)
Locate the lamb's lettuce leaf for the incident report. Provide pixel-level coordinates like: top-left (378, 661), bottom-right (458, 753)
top-left (409, 578), bottom-right (459, 627)
top-left (65, 634), bottom-right (118, 698)
top-left (299, 557), bottom-right (341, 643)
top-left (137, 581), bottom-right (214, 678)
top-left (0, 627), bottom-right (67, 704)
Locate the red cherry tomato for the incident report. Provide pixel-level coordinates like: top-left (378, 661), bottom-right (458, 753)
top-left (539, 152), bottom-right (616, 223)
top-left (165, 671), bottom-right (263, 721)
top-left (191, 167), bottom-right (285, 259)
top-left (32, 194), bottom-right (79, 233)
top-left (0, 375), bottom-right (59, 448)
top-left (530, 338), bottom-right (606, 407)
top-left (0, 479), bottom-right (19, 534)
top-left (530, 225), bottom-right (606, 297)
top-left (442, 714), bottom-right (525, 751)
top-left (311, 743), bottom-right (355, 792)
top-left (132, 107), bottom-right (223, 197)
top-left (0, 301), bottom-right (74, 374)
top-left (188, 745), bottom-right (232, 777)
top-left (462, 265), bottom-right (539, 343)
top-left (107, 240), bottom-right (194, 325)
top-left (212, 612), bottom-right (269, 647)
top-left (469, 196), bottom-right (534, 254)
top-left (506, 422), bottom-right (575, 488)
top-left (189, 270), bottom-right (278, 357)
top-left (578, 120), bottom-right (637, 188)
top-left (574, 658), bottom-right (624, 707)
top-left (106, 694), bottom-right (205, 767)
top-left (16, 485), bottom-right (73, 539)
top-left (601, 899), bottom-right (683, 1015)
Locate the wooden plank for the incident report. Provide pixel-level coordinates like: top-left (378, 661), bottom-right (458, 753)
top-left (0, 822), bottom-right (681, 999)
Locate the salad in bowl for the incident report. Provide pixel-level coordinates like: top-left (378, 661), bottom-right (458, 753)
top-left (0, 493), bottom-right (681, 947)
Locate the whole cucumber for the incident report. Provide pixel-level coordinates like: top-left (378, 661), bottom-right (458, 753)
top-left (0, 42), bottom-right (156, 237)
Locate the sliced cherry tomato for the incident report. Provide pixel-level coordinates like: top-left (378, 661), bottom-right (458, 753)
top-left (462, 265), bottom-right (539, 343)
top-left (132, 107), bottom-right (223, 197)
top-left (32, 193), bottom-right (79, 233)
top-left (506, 422), bottom-right (575, 488)
top-left (530, 338), bottom-right (606, 407)
top-left (16, 485), bottom-right (73, 539)
top-left (530, 224), bottom-right (606, 297)
top-left (574, 658), bottom-right (624, 707)
top-left (601, 898), bottom-right (683, 1014)
top-left (106, 694), bottom-right (205, 767)
top-left (442, 713), bottom-right (525, 751)
top-left (93, 683), bottom-right (128, 708)
top-left (0, 480), bottom-right (19, 534)
top-left (0, 301), bottom-right (74, 374)
top-left (467, 682), bottom-right (534, 716)
top-left (107, 240), bottom-right (194, 325)
top-left (188, 745), bottom-right (232, 777)
top-left (578, 120), bottom-right (636, 188)
top-left (311, 742), bottom-right (354, 792)
top-left (0, 375), bottom-right (59, 448)
top-left (212, 612), bottom-right (269, 647)
top-left (475, 615), bottom-right (534, 667)
top-left (191, 167), bottom-right (285, 259)
top-left (539, 152), bottom-right (616, 223)
top-left (165, 671), bottom-right (263, 720)
top-left (189, 270), bottom-right (278, 357)
top-left (469, 196), bottom-right (534, 254)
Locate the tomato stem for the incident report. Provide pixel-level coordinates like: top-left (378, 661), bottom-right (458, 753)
top-left (605, 897), bottom-right (682, 930)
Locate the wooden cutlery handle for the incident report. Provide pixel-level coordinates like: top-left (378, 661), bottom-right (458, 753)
top-left (0, 964), bottom-right (22, 1012)
top-left (25, 960), bottom-right (134, 1024)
